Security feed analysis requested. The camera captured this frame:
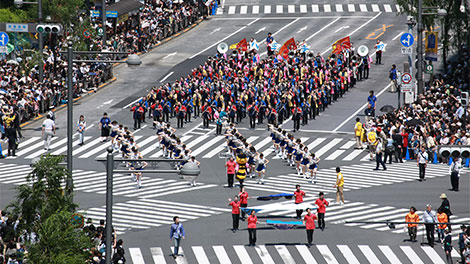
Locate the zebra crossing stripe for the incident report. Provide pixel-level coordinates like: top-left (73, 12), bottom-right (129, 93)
top-left (400, 246), bottom-right (424, 264)
top-left (337, 245), bottom-right (360, 264)
top-left (288, 5), bottom-right (295, 13)
top-left (14, 137), bottom-right (57, 157)
top-left (129, 248), bottom-right (145, 264)
top-left (335, 4), bottom-right (343, 12)
top-left (252, 5), bottom-right (259, 14)
top-left (343, 208), bottom-right (409, 226)
top-left (240, 5), bottom-right (247, 14)
top-left (275, 245), bottom-right (295, 264)
top-left (50, 136), bottom-right (92, 155)
top-left (421, 246), bottom-right (446, 264)
top-left (213, 246), bottom-right (232, 264)
top-left (340, 141), bottom-right (356, 149)
top-left (347, 4), bottom-right (356, 12)
top-left (255, 245), bottom-right (275, 264)
top-left (314, 138), bottom-right (342, 157)
top-left (342, 149), bottom-right (364, 161)
top-left (170, 247), bottom-right (188, 264)
top-left (359, 4), bottom-right (368, 12)
top-left (139, 184), bottom-right (217, 198)
top-left (317, 245), bottom-right (339, 264)
top-left (25, 137), bottom-right (67, 159)
top-left (276, 5), bottom-right (283, 13)
top-left (300, 4), bottom-right (307, 13)
top-left (192, 246), bottom-right (210, 264)
top-left (191, 136), bottom-right (224, 157)
top-left (228, 6), bottom-right (236, 14)
top-left (150, 247), bottom-right (167, 264)
top-left (359, 245), bottom-right (381, 263)
top-left (327, 206), bottom-right (394, 221)
top-left (379, 245), bottom-right (402, 264)
top-left (311, 4), bottom-right (319, 13)
top-left (70, 137), bottom-right (103, 155)
top-left (384, 4), bottom-right (392, 12)
top-left (372, 4), bottom-right (380, 12)
top-left (325, 149), bottom-right (346, 160)
top-left (234, 245), bottom-right (253, 264)
top-left (264, 5), bottom-right (271, 14)
top-left (296, 245), bottom-right (318, 263)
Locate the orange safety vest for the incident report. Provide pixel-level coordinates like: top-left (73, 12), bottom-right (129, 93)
top-left (405, 212), bottom-right (419, 227)
top-left (437, 213), bottom-right (448, 229)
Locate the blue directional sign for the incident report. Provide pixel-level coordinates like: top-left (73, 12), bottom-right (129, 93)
top-left (400, 33), bottom-right (414, 47)
top-left (0, 32), bottom-right (9, 47)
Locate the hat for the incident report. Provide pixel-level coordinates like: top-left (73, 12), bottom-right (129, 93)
top-left (440, 193), bottom-right (447, 199)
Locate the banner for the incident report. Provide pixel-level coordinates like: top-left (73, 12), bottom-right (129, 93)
top-left (279, 38), bottom-right (297, 59)
top-left (425, 31), bottom-right (438, 61)
top-left (332, 36), bottom-right (351, 54)
top-left (237, 38), bottom-right (248, 52)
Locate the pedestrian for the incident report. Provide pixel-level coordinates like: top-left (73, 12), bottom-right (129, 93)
top-left (169, 216), bottom-right (185, 259)
top-left (367, 90), bottom-right (377, 117)
top-left (42, 114), bottom-right (55, 151)
top-left (255, 153), bottom-right (269, 184)
top-left (354, 118), bottom-right (364, 149)
top-left (437, 208), bottom-right (448, 243)
top-left (247, 210), bottom-right (258, 247)
top-left (266, 32), bottom-right (274, 56)
top-left (439, 193), bottom-right (453, 231)
top-left (187, 156), bottom-right (200, 187)
top-left (111, 239), bottom-right (126, 264)
top-left (228, 196), bottom-right (240, 233)
top-left (131, 103), bottom-right (144, 130)
top-left (292, 106), bottom-right (301, 132)
top-left (367, 127), bottom-right (378, 161)
top-left (238, 186), bottom-right (249, 221)
top-left (77, 115), bottom-right (86, 146)
top-left (334, 167), bottom-right (344, 205)
top-left (374, 39), bottom-right (382, 64)
top-left (417, 145), bottom-right (428, 181)
top-left (405, 206), bottom-right (419, 242)
top-left (444, 229), bottom-right (453, 264)
top-left (99, 112), bottom-right (111, 142)
top-left (303, 208), bottom-right (317, 246)
top-left (3, 112), bottom-right (17, 156)
top-left (315, 192), bottom-right (329, 231)
top-left (236, 152), bottom-right (248, 188)
top-left (294, 184), bottom-right (305, 219)
top-left (392, 129), bottom-right (403, 163)
top-left (225, 156), bottom-right (237, 188)
top-left (389, 64), bottom-right (398, 92)
top-left (423, 204), bottom-right (438, 247)
top-left (384, 134), bottom-right (394, 164)
top-left (458, 225), bottom-right (467, 264)
top-left (374, 138), bottom-right (387, 170)
top-left (216, 107), bottom-right (227, 135)
top-left (449, 157), bottom-right (462, 191)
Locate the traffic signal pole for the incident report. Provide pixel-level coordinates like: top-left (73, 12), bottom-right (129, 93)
top-left (38, 0), bottom-right (43, 83)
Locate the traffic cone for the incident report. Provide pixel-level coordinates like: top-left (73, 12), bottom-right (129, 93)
top-left (405, 148), bottom-right (410, 160)
top-left (466, 158), bottom-right (470, 167)
top-left (448, 157), bottom-right (453, 165)
top-left (433, 152), bottom-right (438, 164)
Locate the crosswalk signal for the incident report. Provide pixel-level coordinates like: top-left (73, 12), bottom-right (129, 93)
top-left (36, 24), bottom-right (62, 34)
top-left (461, 92), bottom-right (469, 107)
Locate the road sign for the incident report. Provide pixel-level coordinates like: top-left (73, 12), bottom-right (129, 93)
top-left (0, 46), bottom-right (7, 54)
top-left (106, 11), bottom-right (118, 18)
top-left (401, 47), bottom-right (412, 54)
top-left (401, 73), bottom-right (412, 84)
top-left (6, 23), bottom-right (28, 32)
top-left (83, 29), bottom-right (91, 39)
top-left (91, 10), bottom-right (100, 17)
top-left (425, 64), bottom-right (433, 74)
top-left (97, 28), bottom-right (104, 36)
top-left (400, 33), bottom-right (414, 47)
top-left (0, 32), bottom-right (9, 46)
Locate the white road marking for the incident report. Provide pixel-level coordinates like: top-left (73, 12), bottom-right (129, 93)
top-left (334, 25), bottom-right (350, 33)
top-left (300, 5), bottom-right (307, 13)
top-left (315, 138), bottom-right (342, 157)
top-left (359, 4), bottom-right (368, 12)
top-left (255, 26), bottom-right (266, 34)
top-left (252, 5), bottom-right (259, 14)
top-left (129, 248), bottom-right (145, 264)
top-left (335, 4), bottom-right (343, 12)
top-left (305, 17), bottom-right (341, 42)
top-left (384, 4), bottom-right (392, 12)
top-left (276, 5), bottom-right (283, 13)
top-left (421, 247), bottom-right (446, 264)
top-left (297, 26), bottom-right (308, 33)
top-left (296, 245), bottom-right (318, 263)
top-left (209, 27), bottom-right (221, 35)
top-left (393, 31), bottom-right (404, 41)
top-left (311, 4), bottom-right (319, 12)
top-left (264, 5), bottom-right (271, 14)
top-left (359, 245), bottom-right (382, 264)
top-left (240, 6), bottom-right (247, 14)
top-left (379, 245), bottom-right (402, 264)
top-left (400, 246), bottom-right (424, 264)
top-left (342, 149), bottom-right (364, 161)
top-left (348, 4), bottom-right (355, 12)
top-left (323, 4), bottom-right (331, 12)
top-left (160, 71), bottom-right (174, 83)
top-left (162, 52), bottom-right (177, 60)
top-left (192, 246), bottom-right (210, 264)
top-left (228, 6), bottom-right (236, 14)
top-left (213, 246), bottom-right (232, 264)
top-left (372, 4), bottom-right (380, 12)
top-left (275, 245), bottom-right (295, 264)
top-left (150, 247), bottom-right (167, 264)
top-left (337, 245), bottom-right (360, 264)
top-left (317, 245), bottom-right (339, 264)
top-left (288, 5), bottom-right (295, 13)
top-left (233, 245), bottom-right (253, 264)
top-left (254, 245), bottom-right (275, 264)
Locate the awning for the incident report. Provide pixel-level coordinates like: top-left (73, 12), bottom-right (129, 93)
top-left (108, 0), bottom-right (143, 17)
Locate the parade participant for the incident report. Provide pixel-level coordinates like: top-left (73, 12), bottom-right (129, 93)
top-left (439, 193), bottom-right (453, 231)
top-left (423, 204), bottom-right (438, 247)
top-left (255, 153), bottom-right (269, 184)
top-left (417, 145), bottom-right (428, 182)
top-left (295, 142), bottom-right (304, 176)
top-left (77, 115), bottom-right (86, 146)
top-left (449, 157), bottom-right (462, 191)
top-left (300, 146), bottom-right (310, 177)
top-left (294, 185), bottom-right (305, 219)
top-left (129, 147), bottom-right (148, 189)
top-left (42, 114), bottom-right (55, 151)
top-left (437, 208), bottom-right (448, 243)
top-left (131, 102), bottom-right (144, 130)
top-left (248, 147), bottom-right (257, 178)
top-left (334, 167), bottom-right (344, 205)
top-left (354, 118), bottom-right (364, 149)
top-left (169, 216), bottom-right (185, 259)
top-left (315, 192), bottom-right (329, 231)
top-left (236, 152), bottom-right (248, 187)
top-left (109, 121), bottom-right (119, 150)
top-left (303, 208), bottom-right (317, 246)
top-left (247, 210), bottom-right (258, 247)
top-left (374, 39), bottom-right (382, 64)
top-left (444, 229), bottom-right (453, 264)
top-left (187, 156), bottom-right (200, 187)
top-left (99, 112), bottom-right (111, 142)
top-left (228, 196), bottom-right (240, 233)
top-left (367, 90), bottom-right (377, 117)
top-left (308, 153), bottom-right (320, 184)
top-left (367, 127), bottom-right (378, 161)
top-left (4, 111), bottom-right (17, 156)
top-left (225, 156), bottom-right (237, 188)
top-left (405, 206), bottom-right (419, 242)
top-left (238, 186), bottom-right (249, 221)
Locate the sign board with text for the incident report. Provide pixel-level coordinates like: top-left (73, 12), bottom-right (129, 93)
top-left (6, 23), bottom-right (28, 32)
top-left (401, 73), bottom-right (413, 92)
top-left (401, 47), bottom-right (412, 54)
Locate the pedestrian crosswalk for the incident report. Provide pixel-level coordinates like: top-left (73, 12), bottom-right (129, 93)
top-left (127, 243), bottom-right (449, 264)
top-left (218, 3), bottom-right (401, 15)
top-left (3, 133), bottom-right (371, 162)
top-left (247, 197), bottom-right (469, 244)
top-left (243, 162), bottom-right (449, 195)
top-left (79, 199), bottom-right (231, 235)
top-left (0, 163), bottom-right (217, 198)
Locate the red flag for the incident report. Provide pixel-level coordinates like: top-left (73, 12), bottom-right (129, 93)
top-left (331, 36), bottom-right (351, 54)
top-left (279, 38), bottom-right (297, 59)
top-left (237, 38), bottom-right (248, 52)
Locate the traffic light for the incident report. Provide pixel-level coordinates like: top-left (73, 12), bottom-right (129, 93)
top-left (461, 92), bottom-right (469, 107)
top-left (36, 24), bottom-right (62, 34)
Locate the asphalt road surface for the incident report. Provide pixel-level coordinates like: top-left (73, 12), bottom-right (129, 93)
top-left (1, 0), bottom-right (469, 263)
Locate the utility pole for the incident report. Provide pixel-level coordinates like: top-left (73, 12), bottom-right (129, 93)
top-left (38, 0), bottom-right (43, 83)
top-left (102, 0), bottom-right (106, 47)
top-left (417, 0), bottom-right (424, 95)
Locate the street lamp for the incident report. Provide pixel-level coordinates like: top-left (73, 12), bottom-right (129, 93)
top-left (416, 0), bottom-right (447, 95)
top-left (61, 41), bottom-right (141, 197)
top-left (14, 0), bottom-right (44, 83)
top-left (97, 153), bottom-right (200, 264)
